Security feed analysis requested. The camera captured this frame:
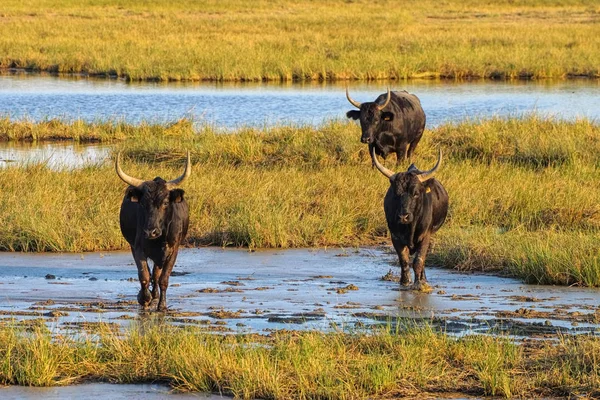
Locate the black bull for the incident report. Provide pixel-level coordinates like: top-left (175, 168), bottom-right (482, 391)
top-left (116, 152), bottom-right (191, 311)
top-left (346, 88), bottom-right (426, 164)
top-left (372, 147), bottom-right (448, 290)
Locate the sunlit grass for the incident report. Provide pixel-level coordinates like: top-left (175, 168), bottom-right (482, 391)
top-left (1, 116), bottom-right (600, 285)
top-left (0, 323), bottom-right (599, 398)
top-left (0, 0), bottom-right (598, 81)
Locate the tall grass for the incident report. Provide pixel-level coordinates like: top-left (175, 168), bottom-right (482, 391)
top-left (1, 116), bottom-right (600, 285)
top-left (0, 0), bottom-right (598, 81)
top-left (0, 323), bottom-right (599, 398)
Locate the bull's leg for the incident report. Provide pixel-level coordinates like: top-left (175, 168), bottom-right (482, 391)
top-left (395, 143), bottom-right (409, 165)
top-left (151, 264), bottom-right (164, 300)
top-left (406, 140), bottom-right (420, 160)
top-left (156, 249), bottom-right (179, 312)
top-left (391, 235), bottom-right (411, 286)
top-left (411, 236), bottom-right (431, 291)
top-left (132, 249), bottom-right (152, 308)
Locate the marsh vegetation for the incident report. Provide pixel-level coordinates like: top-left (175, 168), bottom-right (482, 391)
top-left (0, 322), bottom-right (599, 398)
top-left (0, 0), bottom-right (598, 81)
top-left (1, 116), bottom-right (599, 286)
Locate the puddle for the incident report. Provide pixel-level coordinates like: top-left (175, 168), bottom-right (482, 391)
top-left (0, 383), bottom-right (218, 399)
top-left (0, 141), bottom-right (110, 169)
top-left (0, 248), bottom-right (599, 338)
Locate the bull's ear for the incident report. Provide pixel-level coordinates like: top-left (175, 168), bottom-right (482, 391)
top-left (125, 187), bottom-right (142, 203)
top-left (346, 110), bottom-right (360, 120)
top-left (169, 189), bottom-right (185, 203)
top-left (381, 112), bottom-right (394, 122)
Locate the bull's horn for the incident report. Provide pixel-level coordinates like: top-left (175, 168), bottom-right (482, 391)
top-left (417, 148), bottom-right (442, 183)
top-left (345, 86), bottom-right (362, 109)
top-left (115, 151), bottom-right (144, 188)
top-left (166, 151), bottom-right (192, 189)
top-left (376, 87), bottom-right (391, 111)
top-left (371, 146), bottom-right (395, 179)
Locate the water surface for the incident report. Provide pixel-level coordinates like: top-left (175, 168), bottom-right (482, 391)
top-left (1, 248), bottom-right (599, 337)
top-left (1, 75), bottom-right (598, 128)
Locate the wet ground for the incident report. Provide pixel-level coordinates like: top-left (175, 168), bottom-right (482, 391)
top-left (1, 248), bottom-right (599, 338)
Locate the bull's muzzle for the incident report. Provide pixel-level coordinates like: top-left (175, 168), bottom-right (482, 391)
top-left (398, 213), bottom-right (412, 224)
top-left (144, 228), bottom-right (162, 239)
top-left (361, 136), bottom-right (373, 144)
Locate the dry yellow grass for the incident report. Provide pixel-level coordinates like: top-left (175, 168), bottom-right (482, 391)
top-left (0, 0), bottom-right (598, 81)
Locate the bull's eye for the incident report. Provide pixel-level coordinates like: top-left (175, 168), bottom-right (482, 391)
top-left (162, 201), bottom-right (169, 208)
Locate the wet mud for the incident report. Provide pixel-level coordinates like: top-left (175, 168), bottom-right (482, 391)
top-left (1, 248), bottom-right (599, 338)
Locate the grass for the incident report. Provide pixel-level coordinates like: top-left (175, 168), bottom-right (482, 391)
top-left (1, 116), bottom-right (600, 286)
top-left (0, 0), bottom-right (598, 81)
top-left (0, 322), bottom-right (599, 398)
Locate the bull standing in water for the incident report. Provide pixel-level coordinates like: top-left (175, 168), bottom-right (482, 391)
top-left (116, 151), bottom-right (191, 311)
top-left (346, 88), bottom-right (426, 164)
top-left (372, 147), bottom-right (448, 290)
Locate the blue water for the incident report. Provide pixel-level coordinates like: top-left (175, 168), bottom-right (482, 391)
top-left (0, 75), bottom-right (598, 128)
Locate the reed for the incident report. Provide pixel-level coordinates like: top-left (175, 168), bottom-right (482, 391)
top-left (1, 116), bottom-right (600, 286)
top-left (0, 322), bottom-right (598, 398)
top-left (0, 0), bottom-right (598, 81)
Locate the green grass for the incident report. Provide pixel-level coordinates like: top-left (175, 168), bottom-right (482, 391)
top-left (0, 322), bottom-right (599, 398)
top-left (0, 0), bottom-right (598, 81)
top-left (1, 116), bottom-right (600, 286)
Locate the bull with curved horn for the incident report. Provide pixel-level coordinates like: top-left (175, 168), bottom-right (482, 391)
top-left (116, 151), bottom-right (191, 311)
top-left (372, 147), bottom-right (448, 290)
top-left (346, 86), bottom-right (426, 165)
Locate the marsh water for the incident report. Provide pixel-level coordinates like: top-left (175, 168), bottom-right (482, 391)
top-left (1, 248), bottom-right (599, 338)
top-left (0, 75), bottom-right (599, 168)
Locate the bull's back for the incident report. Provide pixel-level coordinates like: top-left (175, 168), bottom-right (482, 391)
top-left (377, 91), bottom-right (426, 137)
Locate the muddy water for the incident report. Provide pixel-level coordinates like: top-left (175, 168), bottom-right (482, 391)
top-left (1, 248), bottom-right (599, 337)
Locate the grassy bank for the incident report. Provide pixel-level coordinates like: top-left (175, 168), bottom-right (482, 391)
top-left (1, 116), bottom-right (600, 286)
top-left (0, 0), bottom-right (598, 81)
top-left (1, 323), bottom-right (599, 398)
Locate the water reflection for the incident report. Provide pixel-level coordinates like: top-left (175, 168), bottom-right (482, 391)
top-left (0, 141), bottom-right (110, 169)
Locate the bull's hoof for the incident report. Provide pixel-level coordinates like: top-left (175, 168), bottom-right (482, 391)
top-left (411, 281), bottom-right (432, 293)
top-left (400, 274), bottom-right (412, 286)
top-left (157, 303), bottom-right (168, 312)
top-left (137, 289), bottom-right (152, 307)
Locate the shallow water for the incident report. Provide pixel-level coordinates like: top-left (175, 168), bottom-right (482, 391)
top-left (1, 75), bottom-right (598, 128)
top-left (0, 383), bottom-right (218, 399)
top-left (0, 141), bottom-right (110, 169)
top-left (1, 248), bottom-right (598, 337)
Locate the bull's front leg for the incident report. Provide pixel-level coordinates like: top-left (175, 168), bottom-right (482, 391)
top-left (391, 234), bottom-right (411, 286)
top-left (132, 249), bottom-right (152, 308)
top-left (156, 248), bottom-right (179, 312)
top-left (151, 263), bottom-right (163, 301)
top-left (411, 235), bottom-right (430, 291)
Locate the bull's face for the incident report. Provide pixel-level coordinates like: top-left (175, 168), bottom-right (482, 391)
top-left (371, 146), bottom-right (442, 225)
top-left (127, 179), bottom-right (185, 239)
top-left (345, 88), bottom-right (393, 144)
top-left (116, 151), bottom-right (191, 240)
top-left (390, 173), bottom-right (423, 224)
top-left (347, 104), bottom-right (395, 144)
